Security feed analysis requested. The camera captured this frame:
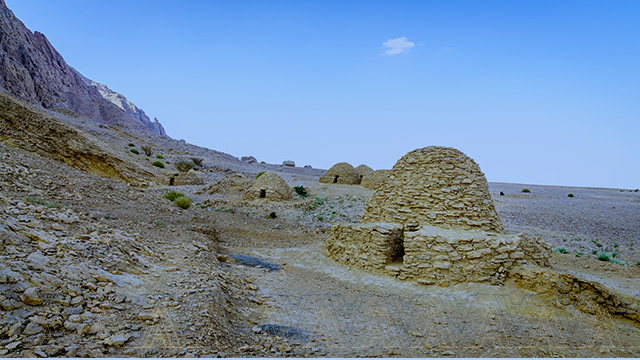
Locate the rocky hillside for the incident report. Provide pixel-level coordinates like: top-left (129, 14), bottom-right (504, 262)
top-left (0, 0), bottom-right (165, 136)
top-left (81, 77), bottom-right (166, 136)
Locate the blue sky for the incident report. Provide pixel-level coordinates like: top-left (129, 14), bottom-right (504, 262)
top-left (7, 0), bottom-right (640, 188)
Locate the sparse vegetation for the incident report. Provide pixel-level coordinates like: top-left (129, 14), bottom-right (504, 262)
top-left (613, 242), bottom-right (619, 248)
top-left (293, 185), bottom-right (309, 198)
top-left (592, 249), bottom-right (598, 255)
top-left (597, 251), bottom-right (610, 262)
top-left (307, 196), bottom-right (326, 211)
top-left (164, 191), bottom-right (185, 201)
top-left (568, 193), bottom-right (574, 197)
top-left (521, 188), bottom-right (531, 193)
top-left (575, 251), bottom-right (583, 258)
top-left (152, 161), bottom-right (165, 168)
top-left (130, 148), bottom-right (140, 155)
top-left (26, 196), bottom-right (66, 208)
top-left (554, 247), bottom-right (568, 254)
top-left (591, 239), bottom-right (603, 247)
top-left (256, 171), bottom-right (266, 179)
top-left (145, 157), bottom-right (149, 161)
top-left (128, 142), bottom-right (135, 147)
top-left (141, 145), bottom-right (153, 156)
top-left (154, 221), bottom-right (163, 227)
top-left (269, 211), bottom-right (277, 219)
top-left (173, 196), bottom-right (192, 209)
top-left (190, 157), bottom-right (204, 167)
top-left (156, 154), bottom-right (164, 159)
top-left (175, 160), bottom-right (194, 172)
top-left (610, 259), bottom-right (626, 266)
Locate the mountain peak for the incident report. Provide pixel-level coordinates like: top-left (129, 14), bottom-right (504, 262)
top-left (0, 1), bottom-right (167, 136)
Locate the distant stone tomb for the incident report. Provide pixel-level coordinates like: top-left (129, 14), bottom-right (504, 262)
top-left (243, 171), bottom-right (293, 201)
top-left (326, 146), bottom-right (550, 285)
top-left (164, 172), bottom-right (204, 186)
top-left (355, 164), bottom-right (374, 181)
top-left (360, 169), bottom-right (391, 190)
top-left (319, 162), bottom-right (360, 185)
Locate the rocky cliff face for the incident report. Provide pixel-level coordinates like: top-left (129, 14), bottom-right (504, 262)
top-left (82, 77), bottom-right (167, 136)
top-left (0, 0), bottom-right (166, 136)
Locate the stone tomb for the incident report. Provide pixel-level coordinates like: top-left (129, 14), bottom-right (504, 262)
top-left (319, 162), bottom-right (361, 185)
top-left (326, 146), bottom-right (550, 285)
top-left (243, 171), bottom-right (293, 201)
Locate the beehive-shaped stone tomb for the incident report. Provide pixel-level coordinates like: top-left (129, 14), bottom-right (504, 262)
top-left (319, 162), bottom-right (361, 185)
top-left (243, 172), bottom-right (293, 201)
top-left (327, 146), bottom-right (550, 285)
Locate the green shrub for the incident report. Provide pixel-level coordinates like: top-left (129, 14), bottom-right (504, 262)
top-left (613, 242), bottom-right (619, 248)
top-left (152, 161), bottom-right (165, 168)
top-left (521, 188), bottom-right (531, 193)
top-left (154, 221), bottom-right (163, 227)
top-left (293, 185), bottom-right (308, 198)
top-left (610, 258), bottom-right (626, 266)
top-left (190, 157), bottom-right (204, 166)
top-left (612, 250), bottom-right (618, 258)
top-left (130, 148), bottom-right (140, 155)
top-left (256, 171), bottom-right (266, 179)
top-left (591, 239), bottom-right (602, 247)
top-left (156, 154), bottom-right (164, 159)
top-left (141, 145), bottom-right (153, 156)
top-left (175, 160), bottom-right (194, 172)
top-left (554, 247), bottom-right (568, 254)
top-left (568, 193), bottom-right (574, 197)
top-left (164, 191), bottom-right (185, 201)
top-left (145, 157), bottom-right (149, 161)
top-left (261, 161), bottom-right (266, 164)
top-left (269, 211), bottom-right (277, 219)
top-left (637, 260), bottom-right (640, 266)
top-left (592, 249), bottom-right (598, 255)
top-left (575, 251), bottom-right (583, 258)
top-left (128, 142), bottom-right (135, 147)
top-left (174, 196), bottom-right (192, 209)
top-left (26, 196), bottom-right (66, 208)
top-left (597, 252), bottom-right (610, 262)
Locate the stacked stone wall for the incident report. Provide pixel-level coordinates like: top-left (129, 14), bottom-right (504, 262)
top-left (362, 146), bottom-right (503, 233)
top-left (327, 223), bottom-right (403, 272)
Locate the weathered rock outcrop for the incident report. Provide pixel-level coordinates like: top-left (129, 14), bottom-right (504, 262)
top-left (0, 92), bottom-right (154, 183)
top-left (0, 0), bottom-right (166, 136)
top-left (82, 78), bottom-right (166, 136)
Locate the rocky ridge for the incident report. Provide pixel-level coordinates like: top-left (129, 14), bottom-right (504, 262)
top-left (0, 0), bottom-right (165, 136)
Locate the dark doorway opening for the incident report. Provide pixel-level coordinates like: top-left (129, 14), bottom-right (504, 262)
top-left (333, 176), bottom-right (339, 183)
top-left (388, 231), bottom-right (405, 265)
top-left (259, 189), bottom-right (266, 198)
top-left (169, 177), bottom-right (175, 186)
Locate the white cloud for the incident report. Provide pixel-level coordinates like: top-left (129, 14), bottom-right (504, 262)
top-left (382, 36), bottom-right (415, 55)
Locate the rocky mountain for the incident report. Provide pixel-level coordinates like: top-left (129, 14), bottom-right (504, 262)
top-left (81, 77), bottom-right (166, 136)
top-left (0, 0), bottom-right (166, 136)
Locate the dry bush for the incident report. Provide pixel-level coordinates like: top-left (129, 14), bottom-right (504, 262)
top-left (141, 145), bottom-right (153, 156)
